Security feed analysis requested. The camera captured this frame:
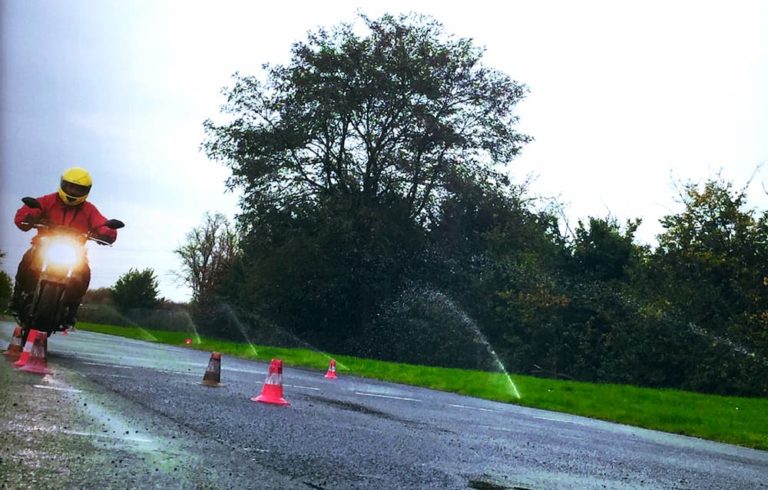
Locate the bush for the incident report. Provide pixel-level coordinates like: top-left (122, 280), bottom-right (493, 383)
top-left (111, 268), bottom-right (160, 311)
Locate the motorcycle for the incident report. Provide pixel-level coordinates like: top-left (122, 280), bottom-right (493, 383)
top-left (15, 196), bottom-right (125, 344)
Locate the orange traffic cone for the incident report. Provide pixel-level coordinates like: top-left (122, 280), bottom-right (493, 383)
top-left (13, 329), bottom-right (38, 368)
top-left (3, 327), bottom-right (24, 358)
top-left (251, 359), bottom-right (290, 406)
top-left (324, 359), bottom-right (338, 379)
top-left (201, 352), bottom-right (224, 387)
top-left (19, 333), bottom-right (51, 375)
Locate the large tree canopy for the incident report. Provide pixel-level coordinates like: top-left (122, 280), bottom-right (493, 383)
top-left (203, 13), bottom-right (531, 224)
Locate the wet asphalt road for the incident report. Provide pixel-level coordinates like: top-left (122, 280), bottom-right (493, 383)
top-left (1, 321), bottom-right (767, 489)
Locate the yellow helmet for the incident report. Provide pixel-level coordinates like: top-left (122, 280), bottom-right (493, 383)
top-left (58, 167), bottom-right (93, 206)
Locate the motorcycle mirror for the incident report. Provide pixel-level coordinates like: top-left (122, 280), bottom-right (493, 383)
top-left (104, 219), bottom-right (125, 230)
top-left (22, 197), bottom-right (42, 209)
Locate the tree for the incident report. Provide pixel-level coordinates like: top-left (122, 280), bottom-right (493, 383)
top-left (646, 177), bottom-right (768, 395)
top-left (174, 212), bottom-right (238, 306)
top-left (202, 12), bottom-right (531, 348)
top-left (111, 268), bottom-right (160, 311)
top-left (652, 178), bottom-right (768, 328)
top-left (203, 12), bottom-right (531, 225)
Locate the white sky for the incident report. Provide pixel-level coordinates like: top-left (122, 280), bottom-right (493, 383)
top-left (1, 0), bottom-right (767, 303)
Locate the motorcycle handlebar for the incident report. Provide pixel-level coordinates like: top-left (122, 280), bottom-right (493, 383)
top-left (19, 221), bottom-right (117, 246)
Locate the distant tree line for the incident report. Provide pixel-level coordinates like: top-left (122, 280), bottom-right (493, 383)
top-left (185, 174), bottom-right (767, 397)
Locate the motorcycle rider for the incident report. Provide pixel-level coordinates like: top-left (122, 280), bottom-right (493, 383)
top-left (9, 167), bottom-right (118, 328)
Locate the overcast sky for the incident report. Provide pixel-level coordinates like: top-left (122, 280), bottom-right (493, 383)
top-left (2, 0), bottom-right (767, 302)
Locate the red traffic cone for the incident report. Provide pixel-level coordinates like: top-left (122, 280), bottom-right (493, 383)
top-left (251, 359), bottom-right (290, 406)
top-left (201, 352), bottom-right (224, 387)
top-left (324, 359), bottom-right (338, 379)
top-left (13, 329), bottom-right (38, 368)
top-left (19, 333), bottom-right (51, 375)
top-left (3, 327), bottom-right (24, 358)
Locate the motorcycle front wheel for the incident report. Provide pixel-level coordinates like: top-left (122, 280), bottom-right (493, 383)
top-left (32, 283), bottom-right (64, 333)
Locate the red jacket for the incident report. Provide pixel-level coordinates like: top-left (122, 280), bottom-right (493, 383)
top-left (14, 193), bottom-right (118, 244)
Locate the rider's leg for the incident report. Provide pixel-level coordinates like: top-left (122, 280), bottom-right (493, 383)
top-left (10, 248), bottom-right (38, 317)
top-left (62, 261), bottom-right (90, 327)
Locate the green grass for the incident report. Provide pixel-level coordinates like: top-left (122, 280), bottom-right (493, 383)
top-left (76, 322), bottom-right (768, 451)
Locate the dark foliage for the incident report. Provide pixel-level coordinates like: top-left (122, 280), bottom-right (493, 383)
top-left (196, 12), bottom-right (767, 396)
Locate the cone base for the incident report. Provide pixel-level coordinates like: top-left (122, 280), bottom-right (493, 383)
top-left (251, 395), bottom-right (290, 406)
top-left (324, 373), bottom-right (337, 379)
top-left (19, 363), bottom-right (52, 375)
top-left (200, 381), bottom-right (225, 387)
top-left (3, 347), bottom-right (23, 357)
top-left (13, 354), bottom-right (30, 368)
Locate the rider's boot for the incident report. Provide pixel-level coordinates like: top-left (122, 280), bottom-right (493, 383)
top-left (62, 304), bottom-right (79, 329)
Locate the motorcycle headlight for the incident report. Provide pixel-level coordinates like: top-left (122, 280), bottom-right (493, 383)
top-left (43, 239), bottom-right (80, 267)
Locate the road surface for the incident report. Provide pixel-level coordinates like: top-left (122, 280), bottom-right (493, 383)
top-left (1, 321), bottom-right (766, 489)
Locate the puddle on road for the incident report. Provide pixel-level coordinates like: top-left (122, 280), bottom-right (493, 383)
top-left (304, 394), bottom-right (395, 419)
top-left (302, 394), bottom-right (450, 437)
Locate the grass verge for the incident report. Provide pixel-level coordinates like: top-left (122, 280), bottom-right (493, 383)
top-left (76, 322), bottom-right (768, 451)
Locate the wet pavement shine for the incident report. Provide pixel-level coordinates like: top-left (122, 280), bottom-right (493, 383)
top-left (1, 321), bottom-right (767, 489)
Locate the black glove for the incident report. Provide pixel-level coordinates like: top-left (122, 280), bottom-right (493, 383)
top-left (24, 213), bottom-right (41, 224)
top-left (93, 234), bottom-right (112, 245)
